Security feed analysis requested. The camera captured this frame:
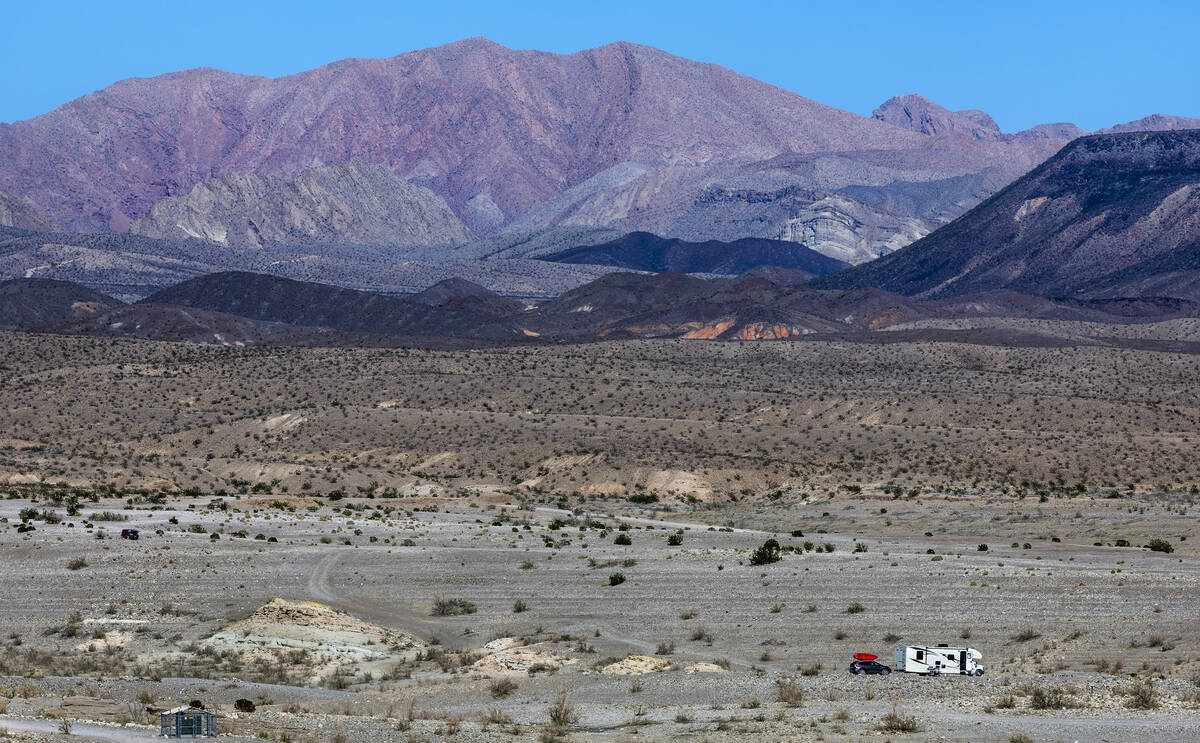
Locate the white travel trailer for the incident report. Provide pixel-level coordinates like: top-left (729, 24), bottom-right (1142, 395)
top-left (894, 644), bottom-right (984, 676)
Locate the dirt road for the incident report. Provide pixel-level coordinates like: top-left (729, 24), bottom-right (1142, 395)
top-left (0, 716), bottom-right (157, 741)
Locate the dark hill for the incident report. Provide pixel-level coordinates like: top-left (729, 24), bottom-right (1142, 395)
top-left (527, 271), bottom-right (929, 338)
top-left (818, 130), bottom-right (1200, 300)
top-left (0, 278), bottom-right (122, 330)
top-left (541, 232), bottom-right (850, 275)
top-left (144, 272), bottom-right (532, 340)
top-left (410, 278), bottom-right (525, 316)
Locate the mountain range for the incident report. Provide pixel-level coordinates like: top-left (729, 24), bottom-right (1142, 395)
top-left (0, 38), bottom-right (1198, 320)
top-left (5, 38), bottom-right (1190, 269)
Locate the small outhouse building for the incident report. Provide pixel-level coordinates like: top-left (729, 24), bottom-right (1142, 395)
top-left (160, 706), bottom-right (217, 738)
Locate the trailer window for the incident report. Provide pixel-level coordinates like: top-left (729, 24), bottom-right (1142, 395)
top-left (915, 650), bottom-right (924, 661)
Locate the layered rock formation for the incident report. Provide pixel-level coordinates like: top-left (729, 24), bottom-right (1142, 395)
top-left (0, 189), bottom-right (58, 231)
top-left (131, 163), bottom-right (473, 248)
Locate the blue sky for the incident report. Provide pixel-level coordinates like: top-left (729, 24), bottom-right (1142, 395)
top-left (2, 0), bottom-right (1196, 130)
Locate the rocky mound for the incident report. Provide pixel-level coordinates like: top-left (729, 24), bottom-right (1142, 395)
top-left (205, 599), bottom-right (419, 680)
top-left (472, 638), bottom-right (574, 676)
top-left (601, 655), bottom-right (672, 675)
top-left (209, 599), bottom-right (418, 653)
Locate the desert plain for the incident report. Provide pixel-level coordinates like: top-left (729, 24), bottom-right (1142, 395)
top-left (0, 321), bottom-right (1196, 742)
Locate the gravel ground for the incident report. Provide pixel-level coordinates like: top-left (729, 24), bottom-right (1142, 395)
top-left (0, 495), bottom-right (1196, 742)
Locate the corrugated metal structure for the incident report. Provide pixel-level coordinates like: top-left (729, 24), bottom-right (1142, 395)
top-left (160, 706), bottom-right (217, 738)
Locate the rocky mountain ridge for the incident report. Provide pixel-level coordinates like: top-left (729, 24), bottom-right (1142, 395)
top-left (818, 129), bottom-right (1200, 300)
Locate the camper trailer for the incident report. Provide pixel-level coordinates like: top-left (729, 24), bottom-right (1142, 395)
top-left (894, 644), bottom-right (984, 676)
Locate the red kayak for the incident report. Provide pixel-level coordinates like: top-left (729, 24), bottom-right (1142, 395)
top-left (853, 652), bottom-right (878, 661)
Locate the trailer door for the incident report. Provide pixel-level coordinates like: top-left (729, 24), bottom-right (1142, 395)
top-left (959, 650), bottom-right (967, 671)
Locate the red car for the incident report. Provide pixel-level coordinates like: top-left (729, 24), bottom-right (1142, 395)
top-left (120, 529), bottom-right (139, 540)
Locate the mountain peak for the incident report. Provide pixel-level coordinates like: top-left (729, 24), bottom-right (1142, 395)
top-left (1097, 113), bottom-right (1200, 134)
top-left (873, 94), bottom-right (1002, 139)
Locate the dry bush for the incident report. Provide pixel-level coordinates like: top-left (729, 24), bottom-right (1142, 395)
top-left (480, 708), bottom-right (513, 728)
top-left (546, 690), bottom-right (576, 729)
top-left (431, 597), bottom-right (477, 616)
top-left (488, 678), bottom-right (518, 699)
top-left (1126, 681), bottom-right (1160, 710)
top-left (775, 679), bottom-right (804, 707)
top-left (1028, 686), bottom-right (1074, 710)
top-left (877, 705), bottom-right (920, 732)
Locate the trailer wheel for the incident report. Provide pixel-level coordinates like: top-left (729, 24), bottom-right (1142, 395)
top-left (973, 668), bottom-right (985, 676)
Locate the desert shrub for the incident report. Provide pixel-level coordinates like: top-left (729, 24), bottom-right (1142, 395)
top-left (431, 597), bottom-right (477, 616)
top-left (853, 543), bottom-right (868, 553)
top-left (655, 641), bottom-right (675, 655)
top-left (1011, 627), bottom-right (1040, 642)
top-left (546, 690), bottom-right (576, 729)
top-left (977, 543), bottom-right (989, 551)
top-left (800, 663), bottom-right (821, 677)
top-left (488, 678), bottom-right (518, 699)
top-left (1126, 681), bottom-right (1159, 710)
top-left (689, 625), bottom-right (713, 643)
top-left (844, 602), bottom-right (866, 615)
top-left (1028, 686), bottom-right (1073, 710)
top-left (1145, 538), bottom-right (1174, 554)
top-left (877, 706), bottom-right (919, 732)
top-left (66, 557), bottom-right (88, 570)
top-left (234, 699), bottom-right (256, 712)
top-left (613, 534), bottom-right (632, 546)
top-left (666, 532), bottom-right (683, 546)
top-left (481, 707), bottom-right (513, 727)
top-left (1009, 735), bottom-right (1034, 743)
top-left (512, 599), bottom-right (528, 613)
top-left (748, 539), bottom-right (781, 565)
top-left (608, 572), bottom-right (626, 586)
top-left (776, 679), bottom-right (804, 706)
